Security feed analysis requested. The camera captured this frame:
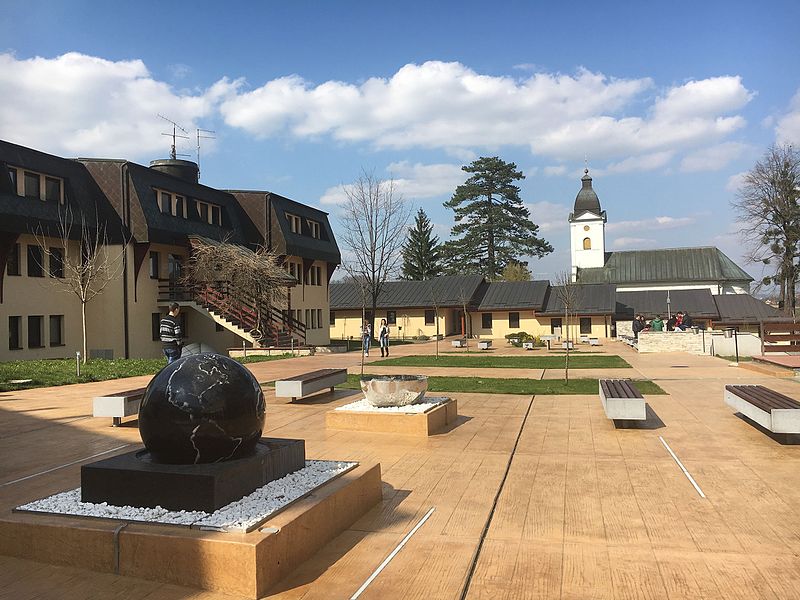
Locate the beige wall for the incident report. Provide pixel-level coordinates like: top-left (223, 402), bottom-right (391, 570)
top-left (330, 309), bottom-right (449, 340)
top-left (287, 259), bottom-right (331, 346)
top-left (472, 311), bottom-right (609, 340)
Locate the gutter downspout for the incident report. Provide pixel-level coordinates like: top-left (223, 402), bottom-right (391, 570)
top-left (121, 163), bottom-right (131, 359)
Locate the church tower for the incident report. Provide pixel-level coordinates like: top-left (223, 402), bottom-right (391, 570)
top-left (569, 169), bottom-right (606, 280)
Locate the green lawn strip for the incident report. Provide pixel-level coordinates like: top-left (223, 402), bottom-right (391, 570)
top-left (0, 354), bottom-right (295, 392)
top-left (371, 354), bottom-right (631, 369)
top-left (714, 355), bottom-right (753, 362)
top-left (338, 374), bottom-right (665, 395)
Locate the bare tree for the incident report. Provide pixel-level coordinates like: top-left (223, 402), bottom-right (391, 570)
top-left (429, 280), bottom-right (442, 358)
top-left (180, 237), bottom-right (289, 344)
top-left (457, 287), bottom-right (472, 351)
top-left (340, 265), bottom-right (371, 376)
top-left (32, 204), bottom-right (128, 364)
top-left (555, 272), bottom-right (582, 382)
top-left (339, 170), bottom-right (412, 337)
top-left (732, 144), bottom-right (800, 314)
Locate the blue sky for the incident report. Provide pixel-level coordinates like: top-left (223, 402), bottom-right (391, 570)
top-left (1, 1), bottom-right (799, 282)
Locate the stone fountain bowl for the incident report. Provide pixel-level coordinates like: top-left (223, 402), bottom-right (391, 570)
top-left (360, 375), bottom-right (428, 407)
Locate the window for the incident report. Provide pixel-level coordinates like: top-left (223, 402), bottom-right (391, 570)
top-left (509, 312), bottom-right (520, 329)
top-left (48, 247), bottom-right (64, 278)
top-left (8, 167), bottom-right (17, 193)
top-left (160, 191), bottom-right (171, 214)
top-left (287, 213), bottom-right (301, 233)
top-left (28, 316), bottom-right (43, 348)
top-left (198, 201), bottom-right (209, 222)
top-left (387, 311), bottom-right (396, 325)
top-left (580, 317), bottom-right (592, 334)
top-left (149, 252), bottom-right (160, 278)
top-left (24, 171), bottom-right (40, 199)
top-left (288, 261), bottom-right (302, 284)
top-left (305, 309), bottom-right (311, 327)
top-left (307, 219), bottom-right (320, 239)
top-left (7, 243), bottom-right (20, 276)
top-left (330, 311), bottom-right (336, 325)
top-left (310, 309), bottom-right (317, 329)
top-left (27, 246), bottom-right (44, 277)
top-left (481, 313), bottom-right (492, 329)
top-left (583, 237), bottom-right (591, 250)
top-left (49, 315), bottom-right (64, 346)
top-left (8, 316), bottom-right (21, 350)
top-left (550, 318), bottom-right (562, 335)
top-left (151, 313), bottom-right (161, 341)
top-left (317, 309), bottom-right (323, 329)
top-left (174, 195), bottom-right (185, 218)
top-left (45, 177), bottom-right (61, 202)
top-left (211, 205), bottom-right (221, 226)
top-left (316, 266), bottom-right (322, 285)
top-left (425, 310), bottom-right (435, 325)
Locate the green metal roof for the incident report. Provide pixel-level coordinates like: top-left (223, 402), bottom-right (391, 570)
top-left (576, 247), bottom-right (753, 285)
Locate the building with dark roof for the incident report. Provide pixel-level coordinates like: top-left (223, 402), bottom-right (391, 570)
top-left (0, 139), bottom-right (339, 360)
top-left (569, 170), bottom-right (753, 295)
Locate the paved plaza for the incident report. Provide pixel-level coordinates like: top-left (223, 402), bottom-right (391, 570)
top-left (2, 341), bottom-right (800, 599)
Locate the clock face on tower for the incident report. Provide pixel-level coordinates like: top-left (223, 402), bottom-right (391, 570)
top-left (584, 225), bottom-right (590, 231)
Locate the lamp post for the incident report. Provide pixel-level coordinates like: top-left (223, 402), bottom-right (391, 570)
top-left (725, 327), bottom-right (739, 365)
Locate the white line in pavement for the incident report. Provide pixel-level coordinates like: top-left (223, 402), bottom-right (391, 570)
top-left (350, 507), bottom-right (436, 599)
top-left (1, 444), bottom-right (130, 487)
top-left (659, 436), bottom-right (706, 498)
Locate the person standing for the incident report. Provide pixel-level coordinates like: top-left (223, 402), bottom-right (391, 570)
top-left (160, 302), bottom-right (183, 364)
top-left (361, 319), bottom-right (372, 357)
top-left (378, 318), bottom-right (390, 357)
top-left (632, 314), bottom-right (645, 339)
top-left (651, 315), bottom-right (664, 332)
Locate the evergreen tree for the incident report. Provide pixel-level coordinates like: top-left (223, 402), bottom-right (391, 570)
top-left (401, 208), bottom-right (443, 280)
top-left (443, 156), bottom-right (552, 279)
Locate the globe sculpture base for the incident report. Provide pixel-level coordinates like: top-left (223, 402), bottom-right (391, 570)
top-left (81, 438), bottom-right (305, 513)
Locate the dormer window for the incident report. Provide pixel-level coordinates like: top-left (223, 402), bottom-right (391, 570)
top-left (196, 200), bottom-right (223, 226)
top-left (307, 219), bottom-right (320, 239)
top-left (7, 166), bottom-right (64, 203)
top-left (155, 188), bottom-right (189, 219)
top-left (287, 213), bottom-right (301, 234)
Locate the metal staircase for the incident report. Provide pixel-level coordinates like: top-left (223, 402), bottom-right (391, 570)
top-left (158, 280), bottom-right (306, 348)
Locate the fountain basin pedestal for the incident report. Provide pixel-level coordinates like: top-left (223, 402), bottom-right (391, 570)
top-left (327, 397), bottom-right (458, 436)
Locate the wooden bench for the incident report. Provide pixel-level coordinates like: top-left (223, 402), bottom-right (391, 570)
top-left (599, 379), bottom-right (645, 420)
top-left (725, 385), bottom-right (800, 434)
top-left (275, 368), bottom-right (348, 402)
top-left (589, 337), bottom-right (600, 346)
top-left (478, 340), bottom-right (492, 350)
top-left (522, 341), bottom-right (535, 350)
top-left (93, 388), bottom-right (146, 426)
top-left (451, 339), bottom-right (466, 348)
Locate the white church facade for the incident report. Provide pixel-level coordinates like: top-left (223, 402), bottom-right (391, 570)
top-left (570, 169), bottom-right (752, 295)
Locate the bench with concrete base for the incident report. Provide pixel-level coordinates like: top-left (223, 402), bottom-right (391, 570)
top-left (725, 385), bottom-right (800, 434)
top-left (93, 388), bottom-right (146, 426)
top-left (451, 339), bottom-right (466, 348)
top-left (478, 340), bottom-right (492, 350)
top-left (275, 368), bottom-right (348, 402)
top-left (599, 379), bottom-right (645, 420)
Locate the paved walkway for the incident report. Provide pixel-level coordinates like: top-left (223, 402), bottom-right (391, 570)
top-left (2, 341), bottom-right (800, 598)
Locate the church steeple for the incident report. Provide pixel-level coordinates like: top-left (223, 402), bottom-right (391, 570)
top-left (569, 168), bottom-right (607, 279)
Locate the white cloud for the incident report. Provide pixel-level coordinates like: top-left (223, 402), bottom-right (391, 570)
top-left (607, 215), bottom-right (695, 233)
top-left (776, 89), bottom-right (800, 145)
top-left (726, 171), bottom-right (748, 193)
top-left (679, 141), bottom-right (748, 172)
top-left (598, 151), bottom-right (674, 175)
top-left (611, 237), bottom-right (658, 249)
top-left (320, 161), bottom-right (465, 205)
top-left (0, 52), bottom-right (241, 159)
top-left (543, 165), bottom-right (568, 176)
top-left (526, 201), bottom-right (571, 232)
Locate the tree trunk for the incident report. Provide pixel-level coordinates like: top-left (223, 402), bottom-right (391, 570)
top-left (81, 301), bottom-right (88, 365)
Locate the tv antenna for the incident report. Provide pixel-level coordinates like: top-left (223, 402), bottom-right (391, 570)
top-left (157, 114), bottom-right (190, 159)
top-left (196, 128), bottom-right (216, 178)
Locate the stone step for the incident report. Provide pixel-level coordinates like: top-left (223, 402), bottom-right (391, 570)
top-left (739, 360), bottom-right (796, 378)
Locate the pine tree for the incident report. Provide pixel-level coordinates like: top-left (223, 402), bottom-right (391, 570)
top-left (443, 156), bottom-right (552, 279)
top-left (401, 208), bottom-right (443, 280)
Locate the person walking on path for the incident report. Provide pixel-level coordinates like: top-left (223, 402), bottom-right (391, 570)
top-left (160, 302), bottom-right (183, 364)
top-left (378, 319), bottom-right (390, 357)
top-left (361, 319), bottom-right (372, 357)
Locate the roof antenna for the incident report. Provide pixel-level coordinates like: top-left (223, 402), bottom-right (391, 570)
top-left (157, 115), bottom-right (190, 160)
top-left (584, 153), bottom-right (589, 174)
top-left (196, 128), bottom-right (216, 180)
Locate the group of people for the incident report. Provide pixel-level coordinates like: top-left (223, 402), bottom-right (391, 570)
top-left (361, 318), bottom-right (391, 357)
top-left (632, 311), bottom-right (694, 338)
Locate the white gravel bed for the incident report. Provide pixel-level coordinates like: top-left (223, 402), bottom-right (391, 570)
top-left (16, 460), bottom-right (357, 533)
top-left (335, 396), bottom-right (450, 413)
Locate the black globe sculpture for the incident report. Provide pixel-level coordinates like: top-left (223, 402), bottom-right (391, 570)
top-left (138, 353), bottom-right (266, 464)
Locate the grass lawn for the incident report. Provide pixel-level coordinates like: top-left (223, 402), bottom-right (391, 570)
top-left (372, 354), bottom-right (631, 369)
top-left (339, 374), bottom-right (665, 395)
top-left (329, 339), bottom-right (416, 352)
top-left (0, 354), bottom-right (295, 392)
top-left (715, 355), bottom-right (753, 362)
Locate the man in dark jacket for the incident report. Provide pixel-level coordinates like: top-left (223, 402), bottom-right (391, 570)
top-left (160, 302), bottom-right (183, 363)
top-left (632, 314), bottom-right (645, 339)
top-left (680, 312), bottom-right (693, 330)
